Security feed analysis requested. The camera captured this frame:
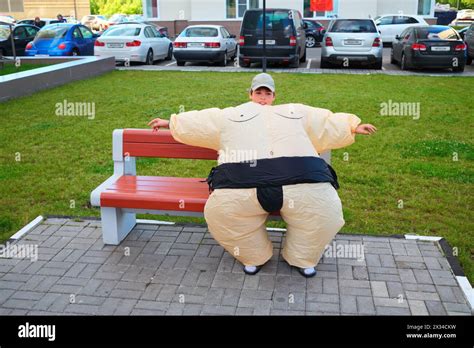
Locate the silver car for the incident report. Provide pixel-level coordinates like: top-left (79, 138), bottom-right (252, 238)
top-left (94, 23), bottom-right (173, 65)
top-left (173, 25), bottom-right (238, 66)
top-left (321, 18), bottom-right (383, 69)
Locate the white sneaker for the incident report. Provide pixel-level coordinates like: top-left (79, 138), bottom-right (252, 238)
top-left (298, 267), bottom-right (317, 278)
top-left (243, 265), bottom-right (262, 275)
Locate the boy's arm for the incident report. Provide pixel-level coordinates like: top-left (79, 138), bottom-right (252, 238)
top-left (301, 105), bottom-right (362, 154)
top-left (167, 107), bottom-right (222, 150)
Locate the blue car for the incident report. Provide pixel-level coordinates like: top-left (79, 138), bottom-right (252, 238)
top-left (25, 23), bottom-right (98, 56)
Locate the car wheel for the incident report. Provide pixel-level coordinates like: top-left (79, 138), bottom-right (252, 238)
top-left (320, 57), bottom-right (331, 69)
top-left (72, 48), bottom-right (79, 56)
top-left (176, 61), bottom-right (185, 66)
top-left (239, 57), bottom-right (250, 67)
top-left (453, 64), bottom-right (465, 72)
top-left (0, 48), bottom-right (5, 68)
top-left (306, 35), bottom-right (316, 48)
top-left (145, 49), bottom-right (154, 65)
top-left (400, 53), bottom-right (409, 71)
top-left (373, 60), bottom-right (383, 70)
top-left (390, 50), bottom-right (397, 64)
top-left (467, 56), bottom-right (473, 65)
top-left (289, 52), bottom-right (300, 68)
top-left (219, 51), bottom-right (227, 66)
top-left (300, 47), bottom-right (307, 63)
top-left (165, 45), bottom-right (173, 60)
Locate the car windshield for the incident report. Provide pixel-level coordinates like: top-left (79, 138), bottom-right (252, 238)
top-left (34, 25), bottom-right (69, 39)
top-left (0, 26), bottom-right (11, 40)
top-left (330, 20), bottom-right (377, 33)
top-left (181, 27), bottom-right (218, 37)
top-left (243, 10), bottom-right (292, 32)
top-left (416, 27), bottom-right (459, 40)
top-left (103, 26), bottom-right (141, 36)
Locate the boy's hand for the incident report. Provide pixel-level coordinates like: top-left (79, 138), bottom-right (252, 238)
top-left (354, 124), bottom-right (377, 135)
top-left (148, 118), bottom-right (170, 132)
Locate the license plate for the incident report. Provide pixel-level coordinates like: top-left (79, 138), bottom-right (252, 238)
top-left (344, 39), bottom-right (362, 45)
top-left (108, 43), bottom-right (123, 48)
top-left (431, 46), bottom-right (450, 51)
top-left (188, 43), bottom-right (204, 47)
top-left (258, 40), bottom-right (276, 45)
top-left (35, 54), bottom-right (49, 57)
top-left (337, 56), bottom-right (366, 61)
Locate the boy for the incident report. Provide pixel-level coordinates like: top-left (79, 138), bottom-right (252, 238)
top-left (149, 73), bottom-right (376, 277)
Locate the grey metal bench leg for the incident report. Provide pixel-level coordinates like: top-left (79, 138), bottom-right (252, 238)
top-left (100, 207), bottom-right (136, 245)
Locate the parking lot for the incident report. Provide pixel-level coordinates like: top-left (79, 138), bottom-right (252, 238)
top-left (119, 47), bottom-right (474, 76)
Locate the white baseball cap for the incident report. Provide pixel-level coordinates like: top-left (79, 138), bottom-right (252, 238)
top-left (250, 73), bottom-right (275, 93)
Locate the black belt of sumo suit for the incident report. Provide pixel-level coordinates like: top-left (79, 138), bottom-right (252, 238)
top-left (205, 156), bottom-right (340, 213)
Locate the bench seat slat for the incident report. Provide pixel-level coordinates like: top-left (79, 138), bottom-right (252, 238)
top-left (105, 186), bottom-right (209, 194)
top-left (119, 175), bottom-right (205, 183)
top-left (100, 175), bottom-right (211, 212)
top-left (101, 194), bottom-right (207, 212)
top-left (108, 186), bottom-right (208, 193)
top-left (110, 176), bottom-right (207, 189)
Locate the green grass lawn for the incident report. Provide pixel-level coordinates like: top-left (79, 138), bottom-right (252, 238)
top-left (1, 71), bottom-right (473, 281)
top-left (0, 63), bottom-right (49, 76)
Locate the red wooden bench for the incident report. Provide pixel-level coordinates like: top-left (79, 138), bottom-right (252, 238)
top-left (91, 128), bottom-right (331, 245)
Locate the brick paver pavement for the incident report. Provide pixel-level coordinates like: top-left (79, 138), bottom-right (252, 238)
top-left (0, 218), bottom-right (471, 316)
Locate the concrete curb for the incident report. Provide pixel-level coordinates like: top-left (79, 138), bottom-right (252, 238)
top-left (8, 215), bottom-right (44, 242)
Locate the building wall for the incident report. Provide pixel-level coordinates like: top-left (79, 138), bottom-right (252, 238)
top-left (191, 0), bottom-right (227, 21)
top-left (338, 0), bottom-right (378, 18)
top-left (6, 0), bottom-right (90, 20)
top-left (147, 0), bottom-right (437, 38)
top-left (377, 0), bottom-right (417, 16)
top-left (149, 0), bottom-right (191, 20)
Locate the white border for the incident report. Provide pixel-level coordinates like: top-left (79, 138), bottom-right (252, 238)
top-left (455, 276), bottom-right (474, 312)
top-left (9, 215), bottom-right (44, 240)
top-left (136, 219), bottom-right (175, 225)
top-left (404, 234), bottom-right (442, 242)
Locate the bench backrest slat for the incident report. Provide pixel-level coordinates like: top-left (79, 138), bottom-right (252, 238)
top-left (122, 129), bottom-right (218, 160)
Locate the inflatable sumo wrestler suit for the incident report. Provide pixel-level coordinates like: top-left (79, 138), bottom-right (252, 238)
top-left (168, 74), bottom-right (361, 271)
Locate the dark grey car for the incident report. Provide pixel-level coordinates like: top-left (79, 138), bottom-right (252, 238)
top-left (464, 23), bottom-right (474, 65)
top-left (391, 25), bottom-right (466, 72)
top-left (239, 8), bottom-right (306, 68)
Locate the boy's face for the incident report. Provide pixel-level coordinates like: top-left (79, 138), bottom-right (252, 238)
top-left (249, 87), bottom-right (275, 105)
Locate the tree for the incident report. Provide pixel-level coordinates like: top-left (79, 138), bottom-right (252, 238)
top-left (90, 0), bottom-right (143, 15)
top-left (436, 0), bottom-right (474, 10)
